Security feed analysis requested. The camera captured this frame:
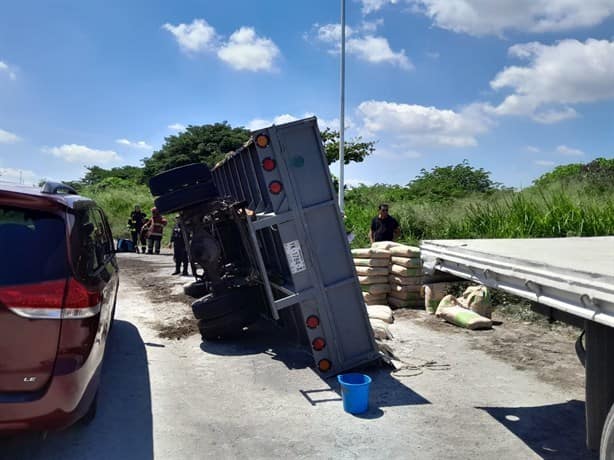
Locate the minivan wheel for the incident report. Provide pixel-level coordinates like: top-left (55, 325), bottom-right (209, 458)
top-left (601, 403), bottom-right (614, 459)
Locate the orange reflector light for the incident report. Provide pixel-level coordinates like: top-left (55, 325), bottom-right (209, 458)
top-left (306, 315), bottom-right (320, 329)
top-left (312, 337), bottom-right (326, 351)
top-left (255, 134), bottom-right (270, 148)
top-left (318, 359), bottom-right (332, 372)
top-left (262, 157), bottom-right (276, 171)
top-left (269, 181), bottom-right (283, 195)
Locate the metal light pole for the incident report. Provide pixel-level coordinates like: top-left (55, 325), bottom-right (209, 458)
top-left (338, 0), bottom-right (346, 212)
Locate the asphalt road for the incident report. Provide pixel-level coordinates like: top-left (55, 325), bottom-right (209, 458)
top-left (1, 253), bottom-right (596, 459)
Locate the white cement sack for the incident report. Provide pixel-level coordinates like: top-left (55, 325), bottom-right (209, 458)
top-left (358, 275), bottom-right (389, 285)
top-left (436, 304), bottom-right (492, 330)
top-left (387, 296), bottom-right (421, 309)
top-left (389, 275), bottom-right (423, 286)
top-left (390, 264), bottom-right (422, 277)
top-left (457, 285), bottom-right (493, 319)
top-left (355, 266), bottom-right (389, 276)
top-left (353, 258), bottom-right (390, 267)
top-left (390, 256), bottom-right (421, 268)
top-left (365, 284), bottom-right (391, 295)
top-left (422, 283), bottom-right (449, 315)
top-left (370, 319), bottom-right (393, 340)
top-left (389, 289), bottom-right (422, 301)
top-left (371, 241), bottom-right (401, 250)
top-left (363, 291), bottom-right (387, 303)
top-left (389, 245), bottom-right (421, 257)
top-left (351, 248), bottom-right (391, 259)
top-left (367, 305), bottom-right (394, 324)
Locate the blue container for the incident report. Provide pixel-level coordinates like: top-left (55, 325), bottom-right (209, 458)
top-left (337, 373), bottom-right (372, 414)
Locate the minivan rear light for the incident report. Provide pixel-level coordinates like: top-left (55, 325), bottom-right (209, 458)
top-left (0, 278), bottom-right (101, 320)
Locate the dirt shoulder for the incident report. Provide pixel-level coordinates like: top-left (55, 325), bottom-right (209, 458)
top-left (118, 252), bottom-right (199, 340)
top-left (396, 308), bottom-right (585, 396)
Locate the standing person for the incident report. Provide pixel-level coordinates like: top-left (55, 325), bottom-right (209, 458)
top-left (369, 204), bottom-right (400, 243)
top-left (144, 207), bottom-right (168, 255)
top-left (127, 205), bottom-right (147, 253)
top-left (169, 216), bottom-right (189, 276)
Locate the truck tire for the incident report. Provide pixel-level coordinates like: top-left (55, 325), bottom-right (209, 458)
top-left (197, 307), bottom-right (258, 341)
top-left (601, 403), bottom-right (614, 459)
top-left (183, 280), bottom-right (209, 299)
top-left (148, 163), bottom-right (213, 197)
top-left (154, 180), bottom-right (219, 214)
top-left (192, 286), bottom-right (260, 321)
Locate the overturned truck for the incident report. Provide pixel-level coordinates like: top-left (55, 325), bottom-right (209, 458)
top-left (148, 117), bottom-right (379, 375)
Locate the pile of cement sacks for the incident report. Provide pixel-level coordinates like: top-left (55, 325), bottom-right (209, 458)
top-left (385, 244), bottom-right (423, 309)
top-left (352, 247), bottom-right (391, 306)
top-left (435, 285), bottom-right (493, 330)
top-left (366, 304), bottom-right (394, 340)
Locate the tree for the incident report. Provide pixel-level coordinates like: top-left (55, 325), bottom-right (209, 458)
top-left (142, 123), bottom-right (250, 180)
top-left (81, 165), bottom-right (144, 186)
top-left (320, 128), bottom-right (375, 165)
top-left (406, 160), bottom-right (501, 202)
top-left (533, 157), bottom-right (614, 188)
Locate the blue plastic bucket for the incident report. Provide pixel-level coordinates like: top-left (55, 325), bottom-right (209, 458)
top-left (337, 373), bottom-right (372, 414)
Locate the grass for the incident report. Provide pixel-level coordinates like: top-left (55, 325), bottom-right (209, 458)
top-left (345, 183), bottom-right (614, 248)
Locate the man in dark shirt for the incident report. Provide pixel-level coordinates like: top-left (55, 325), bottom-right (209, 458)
top-left (369, 204), bottom-right (400, 243)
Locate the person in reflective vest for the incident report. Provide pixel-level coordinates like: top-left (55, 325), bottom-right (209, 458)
top-left (127, 205), bottom-right (147, 253)
top-left (143, 207), bottom-right (168, 254)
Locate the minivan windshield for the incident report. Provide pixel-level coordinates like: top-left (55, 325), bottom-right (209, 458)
top-left (0, 206), bottom-right (69, 286)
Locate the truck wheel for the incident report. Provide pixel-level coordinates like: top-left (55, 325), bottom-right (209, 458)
top-left (148, 163), bottom-right (213, 197)
top-left (183, 280), bottom-right (209, 299)
top-left (154, 180), bottom-right (219, 214)
top-left (197, 307), bottom-right (259, 341)
top-left (192, 286), bottom-right (260, 320)
top-left (601, 403), bottom-right (614, 459)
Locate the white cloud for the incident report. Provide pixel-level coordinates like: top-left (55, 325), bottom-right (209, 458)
top-left (409, 0), bottom-right (614, 36)
top-left (115, 138), bottom-right (152, 150)
top-left (245, 113), bottom-right (351, 132)
top-left (43, 144), bottom-right (121, 164)
top-left (162, 19), bottom-right (217, 53)
top-left (0, 129), bottom-right (20, 144)
top-left (556, 145), bottom-right (585, 156)
top-left (360, 0), bottom-right (399, 14)
top-left (164, 20), bottom-right (280, 72)
top-left (526, 146), bottom-right (541, 153)
top-left (345, 178), bottom-right (374, 187)
top-left (0, 168), bottom-right (38, 184)
top-left (357, 100), bottom-right (491, 148)
top-left (168, 123), bottom-right (186, 131)
top-left (491, 39), bottom-right (614, 123)
top-left (0, 61), bottom-right (16, 80)
top-left (312, 23), bottom-right (411, 69)
top-left (347, 36), bottom-right (412, 69)
top-left (217, 27), bottom-right (280, 72)
top-left (535, 160), bottom-right (556, 166)
top-left (374, 148), bottom-right (422, 159)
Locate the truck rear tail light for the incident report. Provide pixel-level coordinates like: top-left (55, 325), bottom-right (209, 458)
top-left (312, 337), bottom-right (326, 351)
top-left (306, 315), bottom-right (320, 329)
top-left (0, 278), bottom-right (101, 320)
top-left (255, 134), bottom-right (270, 148)
top-left (262, 157), bottom-right (276, 171)
top-left (318, 359), bottom-right (332, 372)
top-left (269, 181), bottom-right (283, 194)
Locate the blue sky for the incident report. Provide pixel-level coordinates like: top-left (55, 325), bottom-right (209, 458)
top-left (1, 0), bottom-right (613, 188)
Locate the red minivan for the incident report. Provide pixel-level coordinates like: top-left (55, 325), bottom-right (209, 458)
top-left (0, 181), bottom-right (119, 431)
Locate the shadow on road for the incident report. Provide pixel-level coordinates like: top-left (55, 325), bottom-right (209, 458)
top-left (0, 320), bottom-right (153, 460)
top-left (200, 318), bottom-right (430, 414)
top-left (478, 400), bottom-right (597, 460)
